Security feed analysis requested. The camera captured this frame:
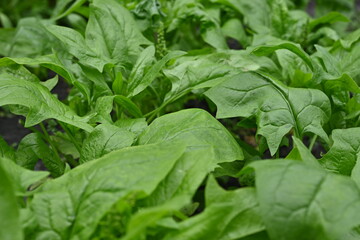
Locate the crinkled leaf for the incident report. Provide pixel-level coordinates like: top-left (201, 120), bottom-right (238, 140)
top-left (86, 0), bottom-right (151, 68)
top-left (46, 25), bottom-right (108, 72)
top-left (8, 18), bottom-right (54, 58)
top-left (80, 124), bottom-right (135, 163)
top-left (205, 72), bottom-right (330, 155)
top-left (320, 128), bottom-right (360, 175)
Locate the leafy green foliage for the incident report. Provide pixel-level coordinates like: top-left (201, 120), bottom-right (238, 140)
top-left (205, 72), bottom-right (331, 155)
top-left (0, 0), bottom-right (360, 239)
top-left (0, 162), bottom-right (23, 240)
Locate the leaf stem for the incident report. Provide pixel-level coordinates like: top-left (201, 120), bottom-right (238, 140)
top-left (39, 123), bottom-right (62, 163)
top-left (58, 121), bottom-right (82, 154)
top-left (309, 135), bottom-right (317, 151)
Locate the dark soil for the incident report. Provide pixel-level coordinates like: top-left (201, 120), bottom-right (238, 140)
top-left (0, 115), bottom-right (30, 145)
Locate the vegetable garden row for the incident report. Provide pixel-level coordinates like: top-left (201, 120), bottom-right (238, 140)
top-left (1, 0), bottom-right (360, 239)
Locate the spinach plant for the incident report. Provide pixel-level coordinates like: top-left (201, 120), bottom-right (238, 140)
top-left (1, 0), bottom-right (360, 239)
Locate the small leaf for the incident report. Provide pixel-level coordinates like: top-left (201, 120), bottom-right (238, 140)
top-left (127, 50), bottom-right (186, 97)
top-left (114, 95), bottom-right (143, 118)
top-left (112, 71), bottom-right (123, 95)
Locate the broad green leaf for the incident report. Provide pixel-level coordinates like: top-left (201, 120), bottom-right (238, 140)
top-left (16, 133), bottom-right (65, 177)
top-left (320, 128), bottom-right (360, 175)
top-left (0, 163), bottom-right (23, 240)
top-left (163, 55), bottom-right (234, 102)
top-left (142, 146), bottom-right (216, 206)
top-left (114, 118), bottom-right (148, 137)
top-left (87, 0), bottom-right (151, 68)
top-left (246, 160), bottom-right (360, 240)
top-left (0, 72), bottom-right (93, 132)
top-left (139, 108), bottom-right (243, 163)
top-left (8, 18), bottom-right (54, 58)
top-left (46, 25), bottom-right (108, 72)
top-left (30, 142), bottom-right (185, 240)
top-left (163, 176), bottom-right (265, 240)
top-left (0, 55), bottom-right (73, 83)
top-left (80, 124), bottom-right (135, 163)
top-left (0, 157), bottom-right (49, 195)
top-left (126, 45), bottom-right (155, 94)
top-left (205, 72), bottom-right (331, 155)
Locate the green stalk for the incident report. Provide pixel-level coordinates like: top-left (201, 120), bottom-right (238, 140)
top-left (39, 123), bottom-right (62, 163)
top-left (58, 121), bottom-right (82, 154)
top-left (309, 135), bottom-right (317, 151)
